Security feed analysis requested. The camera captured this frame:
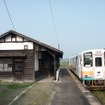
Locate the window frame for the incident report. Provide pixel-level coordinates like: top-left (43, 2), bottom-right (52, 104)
top-left (15, 61), bottom-right (23, 72)
top-left (83, 52), bottom-right (93, 67)
top-left (0, 59), bottom-right (12, 72)
top-left (95, 57), bottom-right (102, 67)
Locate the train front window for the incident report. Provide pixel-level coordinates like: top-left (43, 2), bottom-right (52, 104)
top-left (84, 52), bottom-right (92, 67)
top-left (95, 57), bottom-right (102, 67)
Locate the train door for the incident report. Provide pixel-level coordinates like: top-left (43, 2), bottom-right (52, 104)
top-left (83, 52), bottom-right (93, 80)
top-left (94, 55), bottom-right (104, 79)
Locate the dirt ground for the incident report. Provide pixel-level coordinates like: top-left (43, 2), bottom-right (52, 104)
top-left (11, 77), bottom-right (54, 105)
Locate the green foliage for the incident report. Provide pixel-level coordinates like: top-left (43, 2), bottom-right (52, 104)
top-left (93, 91), bottom-right (105, 105)
top-left (12, 83), bottom-right (54, 105)
top-left (60, 60), bottom-right (69, 68)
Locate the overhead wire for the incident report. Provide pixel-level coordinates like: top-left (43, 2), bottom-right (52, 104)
top-left (48, 0), bottom-right (60, 49)
top-left (3, 0), bottom-right (16, 30)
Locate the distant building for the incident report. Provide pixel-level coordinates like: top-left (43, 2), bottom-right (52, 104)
top-left (0, 30), bottom-right (63, 82)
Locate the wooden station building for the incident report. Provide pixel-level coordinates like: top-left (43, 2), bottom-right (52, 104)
top-left (0, 30), bottom-right (63, 82)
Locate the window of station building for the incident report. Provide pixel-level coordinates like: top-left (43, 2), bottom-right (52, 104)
top-left (0, 61), bottom-right (12, 71)
top-left (95, 57), bottom-right (102, 67)
top-left (8, 64), bottom-right (12, 71)
top-left (0, 63), bottom-right (3, 71)
top-left (4, 63), bottom-right (8, 71)
top-left (84, 52), bottom-right (93, 67)
top-left (15, 61), bottom-right (23, 71)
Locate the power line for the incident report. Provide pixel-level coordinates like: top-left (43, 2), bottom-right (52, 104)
top-left (48, 0), bottom-right (60, 49)
top-left (3, 0), bottom-right (15, 30)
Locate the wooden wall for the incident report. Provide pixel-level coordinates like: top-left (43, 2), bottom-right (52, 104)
top-left (0, 50), bottom-right (35, 82)
top-left (23, 50), bottom-right (34, 81)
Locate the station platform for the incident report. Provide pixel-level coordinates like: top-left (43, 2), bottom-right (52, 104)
top-left (49, 68), bottom-right (102, 105)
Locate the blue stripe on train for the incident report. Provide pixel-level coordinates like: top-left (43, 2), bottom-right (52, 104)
top-left (82, 77), bottom-right (93, 80)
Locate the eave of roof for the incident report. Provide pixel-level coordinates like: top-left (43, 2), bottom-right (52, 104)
top-left (0, 53), bottom-right (26, 58)
top-left (0, 30), bottom-right (63, 58)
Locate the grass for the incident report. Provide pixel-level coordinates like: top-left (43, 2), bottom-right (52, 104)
top-left (0, 78), bottom-right (54, 105)
top-left (93, 91), bottom-right (105, 105)
top-left (0, 82), bottom-right (34, 105)
top-left (7, 82), bottom-right (33, 89)
top-left (12, 82), bottom-right (54, 105)
top-left (60, 60), bottom-right (70, 69)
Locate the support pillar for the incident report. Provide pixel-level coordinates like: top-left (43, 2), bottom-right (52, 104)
top-left (53, 53), bottom-right (56, 80)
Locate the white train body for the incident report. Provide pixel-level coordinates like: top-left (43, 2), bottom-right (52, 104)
top-left (69, 49), bottom-right (105, 89)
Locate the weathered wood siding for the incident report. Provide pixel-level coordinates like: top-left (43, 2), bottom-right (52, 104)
top-left (0, 50), bottom-right (35, 81)
top-left (0, 50), bottom-right (13, 81)
top-left (23, 50), bottom-right (34, 81)
top-left (0, 72), bottom-right (13, 81)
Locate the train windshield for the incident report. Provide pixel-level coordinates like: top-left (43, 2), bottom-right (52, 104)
top-left (95, 57), bottom-right (102, 67)
top-left (83, 52), bottom-right (92, 67)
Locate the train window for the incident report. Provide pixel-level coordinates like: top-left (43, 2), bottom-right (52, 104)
top-left (84, 52), bottom-right (93, 66)
top-left (95, 57), bottom-right (102, 67)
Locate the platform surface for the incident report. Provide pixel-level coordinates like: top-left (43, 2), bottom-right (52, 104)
top-left (49, 68), bottom-right (91, 105)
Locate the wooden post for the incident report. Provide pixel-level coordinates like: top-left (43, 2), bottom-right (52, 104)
top-left (53, 53), bottom-right (56, 80)
top-left (47, 50), bottom-right (57, 80)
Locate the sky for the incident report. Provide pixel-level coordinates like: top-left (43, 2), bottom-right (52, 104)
top-left (0, 0), bottom-right (105, 59)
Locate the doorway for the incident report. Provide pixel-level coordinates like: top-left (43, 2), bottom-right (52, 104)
top-left (14, 61), bottom-right (23, 81)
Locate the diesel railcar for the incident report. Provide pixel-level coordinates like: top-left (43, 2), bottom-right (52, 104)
top-left (69, 49), bottom-right (105, 90)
